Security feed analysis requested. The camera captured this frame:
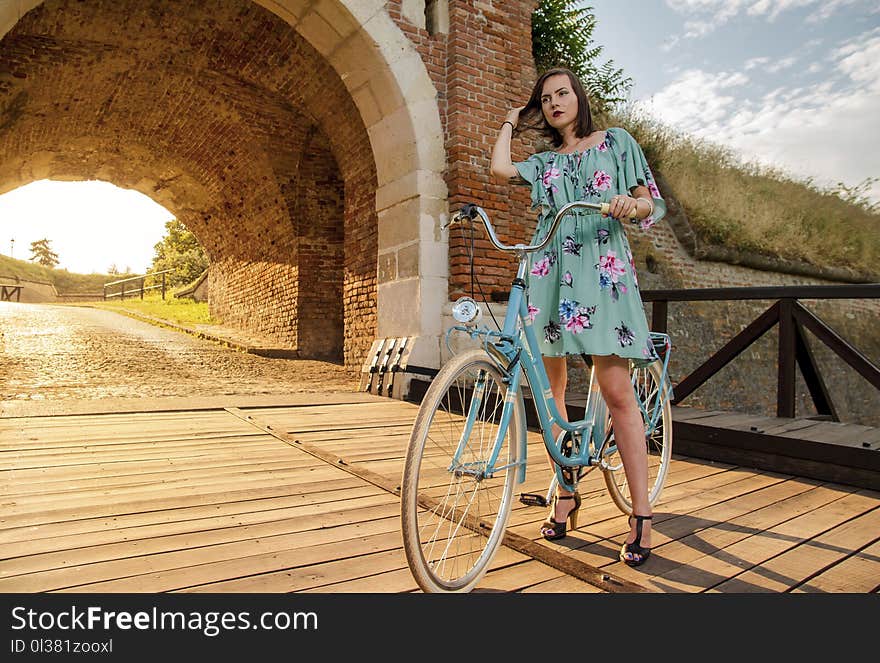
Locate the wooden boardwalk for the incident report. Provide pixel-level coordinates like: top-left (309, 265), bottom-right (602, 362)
top-left (1, 393), bottom-right (878, 593)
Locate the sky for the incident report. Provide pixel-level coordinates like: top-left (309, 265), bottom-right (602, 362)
top-left (0, 180), bottom-right (173, 275)
top-left (587, 0), bottom-right (880, 203)
top-left (1, 1), bottom-right (878, 275)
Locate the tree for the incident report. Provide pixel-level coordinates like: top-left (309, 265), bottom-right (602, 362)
top-left (29, 238), bottom-right (59, 268)
top-left (532, 1), bottom-right (632, 113)
top-left (149, 219), bottom-right (208, 288)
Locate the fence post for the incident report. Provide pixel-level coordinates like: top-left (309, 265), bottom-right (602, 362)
top-left (161, 272), bottom-right (166, 300)
top-left (777, 298), bottom-right (796, 418)
top-left (140, 277), bottom-right (145, 300)
top-left (121, 281), bottom-right (125, 301)
top-left (651, 299), bottom-right (668, 334)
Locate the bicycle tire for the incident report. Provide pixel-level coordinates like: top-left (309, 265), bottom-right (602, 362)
top-left (401, 348), bottom-right (524, 593)
top-left (601, 360), bottom-right (672, 515)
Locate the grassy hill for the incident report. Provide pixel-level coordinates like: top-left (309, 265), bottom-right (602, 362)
top-left (0, 254), bottom-right (136, 294)
top-left (621, 112), bottom-right (879, 279)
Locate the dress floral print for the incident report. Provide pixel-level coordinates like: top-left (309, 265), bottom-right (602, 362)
top-left (514, 127), bottom-right (666, 365)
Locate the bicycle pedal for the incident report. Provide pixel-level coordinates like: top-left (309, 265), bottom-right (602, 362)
top-left (518, 492), bottom-right (548, 507)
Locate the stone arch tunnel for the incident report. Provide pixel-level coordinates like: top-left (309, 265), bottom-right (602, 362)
top-left (0, 0), bottom-right (451, 370)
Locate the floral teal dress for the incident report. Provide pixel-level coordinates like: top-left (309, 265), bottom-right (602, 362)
top-left (514, 127), bottom-right (666, 365)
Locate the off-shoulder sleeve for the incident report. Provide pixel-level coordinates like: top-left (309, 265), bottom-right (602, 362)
top-left (513, 153), bottom-right (548, 213)
top-left (610, 127), bottom-right (666, 230)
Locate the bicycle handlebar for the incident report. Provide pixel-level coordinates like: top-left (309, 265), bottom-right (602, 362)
top-left (444, 201), bottom-right (632, 254)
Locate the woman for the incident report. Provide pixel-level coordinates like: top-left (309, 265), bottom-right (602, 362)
top-left (489, 67), bottom-right (666, 567)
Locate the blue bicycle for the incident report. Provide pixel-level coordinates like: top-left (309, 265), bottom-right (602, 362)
top-left (400, 201), bottom-right (674, 593)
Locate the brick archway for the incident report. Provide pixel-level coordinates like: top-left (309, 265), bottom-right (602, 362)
top-left (0, 0), bottom-right (448, 368)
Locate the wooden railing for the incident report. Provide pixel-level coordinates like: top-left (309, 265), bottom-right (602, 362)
top-left (641, 284), bottom-right (880, 421)
top-left (0, 282), bottom-right (22, 302)
top-left (103, 269), bottom-right (173, 301)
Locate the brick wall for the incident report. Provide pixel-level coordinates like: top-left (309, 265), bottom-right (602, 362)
top-left (0, 0), bottom-right (377, 369)
top-left (390, 0), bottom-right (540, 302)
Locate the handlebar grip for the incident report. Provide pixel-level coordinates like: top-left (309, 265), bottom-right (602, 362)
top-left (599, 202), bottom-right (639, 219)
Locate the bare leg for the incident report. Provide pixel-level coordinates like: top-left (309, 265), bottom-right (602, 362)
top-left (542, 356), bottom-right (576, 525)
top-left (592, 355), bottom-right (652, 552)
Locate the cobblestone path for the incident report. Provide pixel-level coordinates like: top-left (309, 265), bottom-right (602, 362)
top-left (0, 302), bottom-right (358, 403)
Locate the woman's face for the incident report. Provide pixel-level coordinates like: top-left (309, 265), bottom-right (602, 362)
top-left (541, 73), bottom-right (578, 132)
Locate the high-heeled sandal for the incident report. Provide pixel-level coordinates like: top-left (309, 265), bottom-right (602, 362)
top-left (620, 514), bottom-right (652, 567)
top-left (540, 492), bottom-right (581, 541)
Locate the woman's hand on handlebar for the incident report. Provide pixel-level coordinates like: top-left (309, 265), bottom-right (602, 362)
top-left (603, 195), bottom-right (639, 221)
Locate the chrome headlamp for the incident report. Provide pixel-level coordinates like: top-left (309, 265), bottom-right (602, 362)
top-left (451, 296), bottom-right (482, 325)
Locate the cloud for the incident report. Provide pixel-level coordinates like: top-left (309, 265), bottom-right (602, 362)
top-left (834, 26), bottom-right (880, 91)
top-left (746, 56), bottom-right (799, 73)
top-left (665, 0), bottom-right (868, 38)
top-left (636, 27), bottom-right (880, 202)
top-left (637, 69), bottom-right (750, 132)
top-left (806, 0), bottom-right (865, 22)
top-left (745, 56), bottom-right (771, 70)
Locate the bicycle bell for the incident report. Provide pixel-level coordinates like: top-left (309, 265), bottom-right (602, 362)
top-left (452, 296), bottom-right (482, 325)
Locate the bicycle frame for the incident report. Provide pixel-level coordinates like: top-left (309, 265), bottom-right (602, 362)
top-left (444, 202), bottom-right (672, 487)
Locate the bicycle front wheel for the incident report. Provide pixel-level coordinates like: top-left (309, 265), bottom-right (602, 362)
top-left (601, 360), bottom-right (672, 515)
top-left (401, 348), bottom-right (523, 593)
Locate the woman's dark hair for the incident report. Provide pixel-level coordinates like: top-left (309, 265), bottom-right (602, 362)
top-left (516, 67), bottom-right (594, 148)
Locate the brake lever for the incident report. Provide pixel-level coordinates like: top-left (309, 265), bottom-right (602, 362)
top-left (440, 203), bottom-right (479, 232)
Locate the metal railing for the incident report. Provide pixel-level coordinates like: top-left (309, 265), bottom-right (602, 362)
top-left (103, 269), bottom-right (174, 301)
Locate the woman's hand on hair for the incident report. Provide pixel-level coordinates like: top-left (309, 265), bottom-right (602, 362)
top-left (505, 106), bottom-right (525, 129)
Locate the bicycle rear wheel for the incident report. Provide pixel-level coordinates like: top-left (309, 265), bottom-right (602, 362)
top-left (401, 348), bottom-right (523, 593)
top-left (601, 360), bottom-right (672, 515)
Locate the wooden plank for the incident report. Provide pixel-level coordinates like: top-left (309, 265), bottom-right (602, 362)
top-left (1, 517), bottom-right (404, 592)
top-left (0, 392), bottom-right (383, 419)
top-left (670, 407), bottom-right (731, 422)
top-left (787, 422), bottom-right (878, 445)
top-left (761, 419), bottom-right (826, 436)
top-left (689, 413), bottom-right (775, 429)
top-left (792, 536), bottom-right (880, 593)
top-left (181, 547), bottom-right (418, 593)
top-left (713, 502), bottom-right (880, 592)
top-left (2, 396), bottom-right (877, 595)
top-left (511, 468), bottom-right (793, 578)
top-left (0, 493), bottom-right (398, 559)
top-left (2, 450), bottom-right (323, 497)
top-left (529, 472), bottom-right (806, 581)
top-left (299, 566), bottom-right (421, 593)
top-left (2, 462), bottom-right (352, 514)
top-left (675, 420), bottom-right (880, 470)
top-left (2, 446), bottom-right (323, 491)
top-left (0, 498), bottom-right (400, 581)
top-left (643, 487), bottom-right (873, 592)
top-left (522, 574), bottom-right (607, 593)
top-left (0, 473), bottom-right (368, 528)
